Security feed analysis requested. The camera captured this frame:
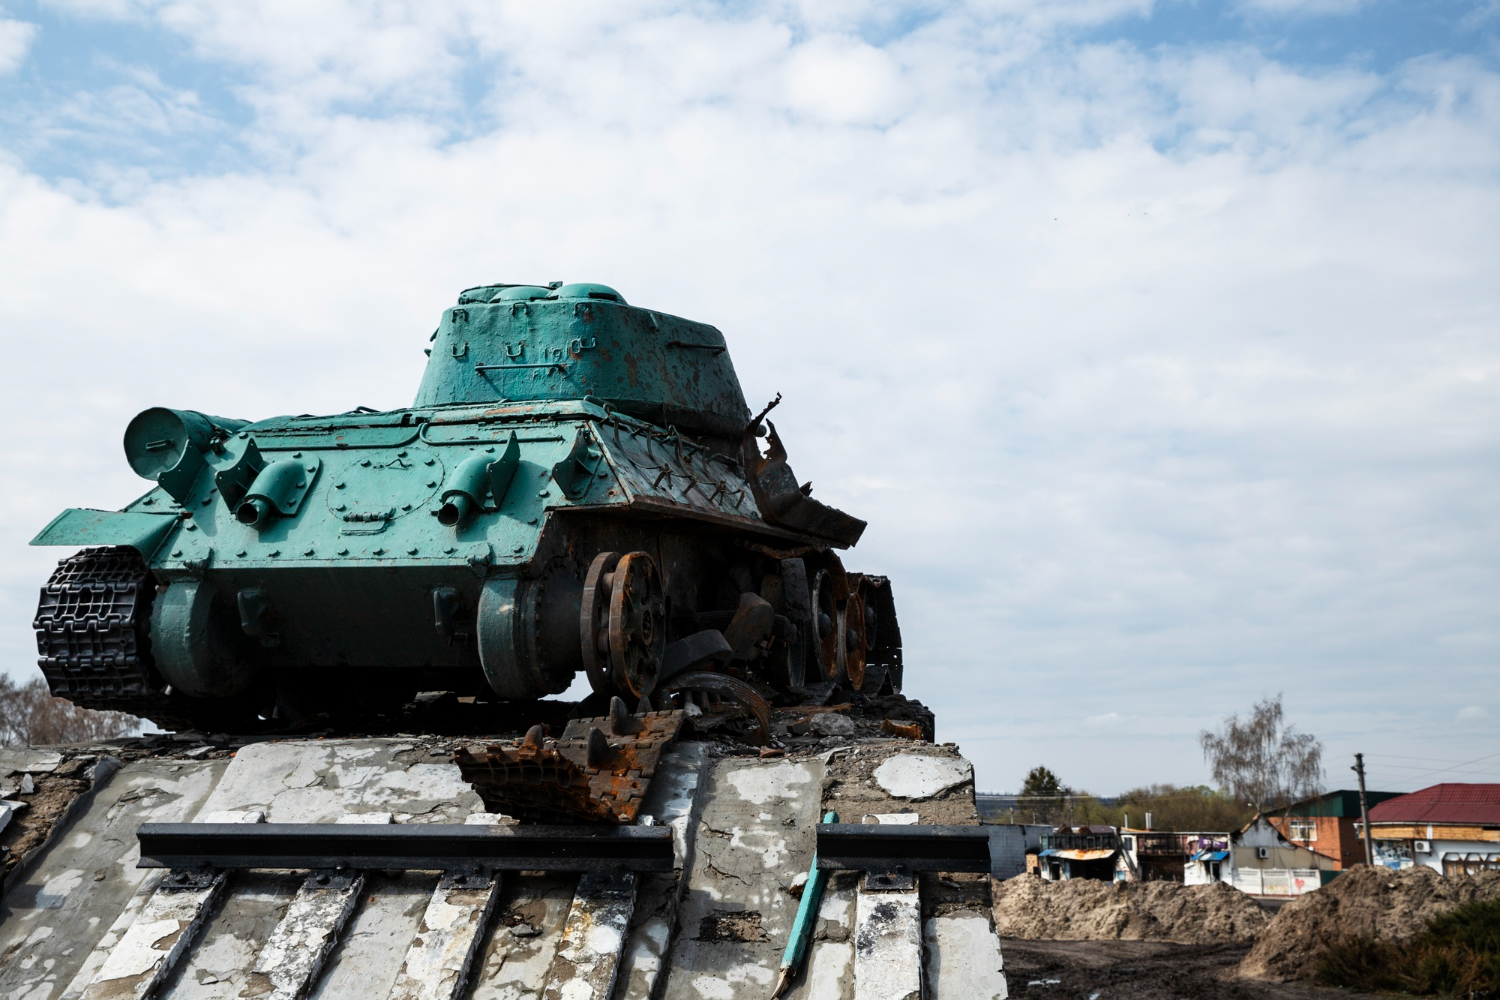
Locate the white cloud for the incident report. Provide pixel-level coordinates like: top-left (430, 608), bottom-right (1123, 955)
top-left (784, 35), bottom-right (912, 125)
top-left (0, 15), bottom-right (37, 74)
top-left (1, 1), bottom-right (1498, 792)
top-left (1456, 706), bottom-right (1491, 724)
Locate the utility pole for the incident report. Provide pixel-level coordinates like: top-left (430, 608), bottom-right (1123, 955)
top-left (1352, 753), bottom-right (1373, 866)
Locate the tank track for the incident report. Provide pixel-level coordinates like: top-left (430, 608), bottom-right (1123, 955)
top-left (33, 546), bottom-right (202, 730)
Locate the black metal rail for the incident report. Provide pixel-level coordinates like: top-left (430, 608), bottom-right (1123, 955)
top-left (815, 823), bottom-right (992, 873)
top-left (137, 823), bottom-right (675, 872)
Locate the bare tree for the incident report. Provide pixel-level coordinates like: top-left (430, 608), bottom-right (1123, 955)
top-left (1200, 694), bottom-right (1323, 813)
top-left (0, 674), bottom-right (139, 746)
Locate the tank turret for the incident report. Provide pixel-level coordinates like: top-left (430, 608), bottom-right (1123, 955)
top-left (31, 284), bottom-right (900, 733)
top-left (415, 282), bottom-right (750, 440)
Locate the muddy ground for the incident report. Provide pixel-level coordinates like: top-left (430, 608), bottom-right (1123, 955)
top-left (1002, 939), bottom-right (1385, 1000)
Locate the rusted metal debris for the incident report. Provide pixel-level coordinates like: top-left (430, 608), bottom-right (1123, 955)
top-left (454, 698), bottom-right (683, 824)
top-left (661, 670), bottom-right (772, 746)
top-left (881, 719), bottom-right (923, 740)
top-left (740, 395), bottom-right (867, 547)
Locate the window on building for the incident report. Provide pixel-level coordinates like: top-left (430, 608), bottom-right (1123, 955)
top-left (1289, 820), bottom-right (1317, 841)
top-left (1373, 840), bottom-right (1413, 870)
top-left (1443, 854), bottom-right (1500, 876)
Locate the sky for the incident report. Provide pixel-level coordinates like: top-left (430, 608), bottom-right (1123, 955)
top-left (0, 0), bottom-right (1497, 796)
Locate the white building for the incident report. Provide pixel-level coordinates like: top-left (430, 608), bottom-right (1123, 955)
top-left (1228, 816), bottom-right (1334, 897)
top-left (1365, 783), bottom-right (1500, 874)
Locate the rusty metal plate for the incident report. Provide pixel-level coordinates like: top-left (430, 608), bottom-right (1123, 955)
top-left (454, 708), bottom-right (684, 824)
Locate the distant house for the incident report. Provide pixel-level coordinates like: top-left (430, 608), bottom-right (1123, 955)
top-left (1118, 830), bottom-right (1230, 883)
top-left (1036, 825), bottom-right (1125, 882)
top-left (984, 823), bottom-right (1054, 880)
top-left (1182, 833), bottom-right (1233, 885)
top-left (1265, 789), bottom-right (1401, 869)
top-left (1364, 783), bottom-right (1500, 874)
top-left (1230, 815), bottom-right (1337, 896)
top-left (1113, 817), bottom-right (1339, 897)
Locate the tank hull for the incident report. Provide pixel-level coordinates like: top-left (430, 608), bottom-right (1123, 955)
top-left (33, 286), bottom-right (901, 730)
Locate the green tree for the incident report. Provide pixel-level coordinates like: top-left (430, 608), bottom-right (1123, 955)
top-left (1021, 766), bottom-right (1065, 797)
top-left (1019, 766), bottom-right (1073, 824)
top-left (1114, 784), bottom-right (1255, 832)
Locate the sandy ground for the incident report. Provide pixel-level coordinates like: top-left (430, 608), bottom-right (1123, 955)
top-left (1001, 939), bottom-right (1386, 1000)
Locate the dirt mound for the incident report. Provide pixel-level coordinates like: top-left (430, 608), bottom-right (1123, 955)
top-left (992, 877), bottom-right (1270, 945)
top-left (1239, 864), bottom-right (1500, 982)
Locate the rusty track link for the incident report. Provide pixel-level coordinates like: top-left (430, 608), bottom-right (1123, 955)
top-left (455, 704), bottom-right (684, 823)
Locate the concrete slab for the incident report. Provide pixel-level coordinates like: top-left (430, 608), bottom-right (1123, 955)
top-left (925, 915), bottom-right (1007, 1000)
top-left (0, 750), bottom-right (65, 774)
top-left (196, 742), bottom-right (483, 823)
top-left (239, 871), bottom-right (364, 1000)
top-left (0, 758), bottom-right (227, 1000)
top-left (659, 757), bottom-right (824, 1000)
top-left (852, 883), bottom-right (921, 1000)
top-left (158, 872), bottom-right (304, 1000)
top-left (540, 870), bottom-right (636, 1000)
top-left (387, 873), bottom-right (501, 1000)
top-left (871, 756), bottom-right (971, 802)
top-left (468, 873), bottom-right (578, 1000)
top-left (79, 874), bottom-right (229, 1000)
top-left (185, 741), bottom-right (485, 1000)
top-left (613, 743), bottom-right (708, 1000)
top-left (305, 872), bottom-right (437, 1000)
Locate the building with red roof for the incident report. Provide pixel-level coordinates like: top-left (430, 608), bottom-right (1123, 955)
top-left (1364, 783), bottom-right (1500, 875)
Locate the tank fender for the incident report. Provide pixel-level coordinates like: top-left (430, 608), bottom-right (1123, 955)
top-left (740, 410), bottom-right (866, 547)
top-left (151, 580), bottom-right (258, 698)
top-left (30, 508), bottom-right (177, 557)
top-left (658, 629), bottom-right (732, 687)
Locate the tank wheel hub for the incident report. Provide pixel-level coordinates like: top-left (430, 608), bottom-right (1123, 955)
top-left (580, 550), bottom-right (666, 698)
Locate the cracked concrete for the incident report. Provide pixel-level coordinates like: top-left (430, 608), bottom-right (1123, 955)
top-left (196, 741), bottom-right (483, 824)
top-left (158, 872), bottom-right (304, 1000)
top-left (469, 873), bottom-right (578, 1000)
top-left (1, 734), bottom-right (1002, 1000)
top-left (660, 756), bottom-right (824, 1000)
top-left (817, 742), bottom-right (1006, 1000)
top-left (612, 744), bottom-right (709, 1000)
top-left (0, 757), bottom-right (226, 1000)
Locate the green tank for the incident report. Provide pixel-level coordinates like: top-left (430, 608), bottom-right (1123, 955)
top-left (31, 282), bottom-right (902, 731)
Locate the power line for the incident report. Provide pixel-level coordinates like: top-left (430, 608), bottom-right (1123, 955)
top-left (1376, 749), bottom-right (1500, 787)
top-left (1363, 762), bottom-right (1500, 775)
top-left (1366, 752), bottom-right (1498, 764)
